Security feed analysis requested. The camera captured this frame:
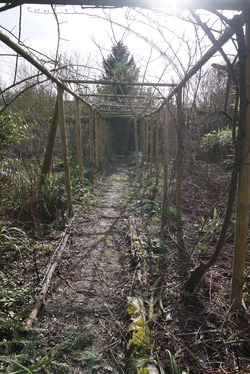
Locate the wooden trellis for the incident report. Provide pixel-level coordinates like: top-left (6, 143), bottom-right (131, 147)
top-left (75, 98), bottom-right (84, 188)
top-left (0, 1), bottom-right (248, 11)
top-left (0, 0), bottom-right (249, 310)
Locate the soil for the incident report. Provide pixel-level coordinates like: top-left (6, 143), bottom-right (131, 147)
top-left (37, 157), bottom-right (131, 373)
top-left (1, 157), bottom-right (250, 373)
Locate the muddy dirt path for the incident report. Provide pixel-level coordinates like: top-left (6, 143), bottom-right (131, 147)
top-left (38, 158), bottom-right (131, 373)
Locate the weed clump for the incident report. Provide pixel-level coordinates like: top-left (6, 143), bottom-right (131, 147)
top-left (57, 329), bottom-right (94, 356)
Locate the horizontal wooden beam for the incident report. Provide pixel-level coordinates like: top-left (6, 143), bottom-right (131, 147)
top-left (141, 10), bottom-right (248, 119)
top-left (80, 93), bottom-right (164, 99)
top-left (64, 79), bottom-right (176, 87)
top-left (0, 1), bottom-right (248, 11)
top-left (0, 28), bottom-right (105, 117)
top-left (97, 104), bottom-right (158, 109)
top-left (101, 111), bottom-right (154, 115)
top-left (104, 114), bottom-right (135, 118)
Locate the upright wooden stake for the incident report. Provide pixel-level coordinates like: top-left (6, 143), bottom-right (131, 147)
top-left (140, 121), bottom-right (143, 153)
top-left (143, 119), bottom-right (146, 159)
top-left (150, 116), bottom-right (154, 173)
top-left (146, 119), bottom-right (149, 169)
top-left (155, 112), bottom-right (160, 184)
top-left (89, 108), bottom-right (94, 183)
top-left (95, 112), bottom-right (99, 168)
top-left (106, 120), bottom-right (109, 155)
top-left (231, 13), bottom-right (250, 309)
top-left (57, 86), bottom-right (73, 217)
top-left (41, 98), bottom-right (59, 177)
top-left (162, 103), bottom-right (170, 226)
top-left (102, 119), bottom-right (105, 159)
top-left (176, 88), bottom-right (183, 216)
top-left (75, 98), bottom-right (83, 188)
top-left (102, 119), bottom-right (106, 157)
top-left (134, 118), bottom-right (142, 185)
top-left (99, 116), bottom-right (103, 160)
top-left (105, 120), bottom-right (109, 155)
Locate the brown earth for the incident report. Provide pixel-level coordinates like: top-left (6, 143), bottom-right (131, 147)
top-left (1, 157), bottom-right (250, 374)
top-left (36, 157), bottom-right (132, 373)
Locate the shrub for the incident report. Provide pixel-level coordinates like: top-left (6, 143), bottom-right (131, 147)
top-left (201, 127), bottom-right (234, 163)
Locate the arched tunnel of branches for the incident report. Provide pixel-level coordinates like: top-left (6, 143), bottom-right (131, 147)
top-left (0, 1), bottom-right (250, 373)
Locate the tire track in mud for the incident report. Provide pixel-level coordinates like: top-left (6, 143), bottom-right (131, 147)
top-left (38, 158), bottom-right (130, 373)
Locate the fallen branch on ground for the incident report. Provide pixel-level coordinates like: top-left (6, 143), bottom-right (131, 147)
top-left (24, 233), bottom-right (69, 332)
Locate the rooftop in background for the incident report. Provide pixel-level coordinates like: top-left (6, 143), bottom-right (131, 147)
top-left (0, 0), bottom-right (249, 11)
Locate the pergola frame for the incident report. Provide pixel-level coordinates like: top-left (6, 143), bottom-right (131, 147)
top-left (66, 79), bottom-right (175, 118)
top-left (0, 0), bottom-right (249, 311)
top-left (64, 79), bottom-right (177, 87)
top-left (0, 0), bottom-right (249, 11)
top-left (79, 93), bottom-right (165, 99)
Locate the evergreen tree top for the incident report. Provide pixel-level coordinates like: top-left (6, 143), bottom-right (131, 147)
top-left (102, 41), bottom-right (139, 82)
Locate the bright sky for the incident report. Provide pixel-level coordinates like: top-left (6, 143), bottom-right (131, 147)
top-left (0, 4), bottom-right (238, 90)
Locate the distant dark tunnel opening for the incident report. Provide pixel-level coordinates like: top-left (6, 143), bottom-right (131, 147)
top-left (108, 118), bottom-right (135, 155)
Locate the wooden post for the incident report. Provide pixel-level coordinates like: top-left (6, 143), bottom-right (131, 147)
top-left (162, 103), bottom-right (170, 226)
top-left (95, 111), bottom-right (99, 168)
top-left (102, 118), bottom-right (106, 158)
top-left (176, 88), bottom-right (183, 216)
top-left (75, 98), bottom-right (84, 188)
top-left (141, 121), bottom-right (144, 159)
top-left (41, 98), bottom-right (59, 177)
top-left (140, 121), bottom-right (143, 153)
top-left (134, 118), bottom-right (142, 185)
top-left (231, 13), bottom-right (250, 309)
top-left (105, 119), bottom-right (109, 155)
top-left (99, 116), bottom-right (103, 160)
top-left (105, 120), bottom-right (108, 156)
top-left (142, 119), bottom-right (146, 160)
top-left (107, 120), bottom-right (110, 155)
top-left (89, 108), bottom-right (94, 183)
top-left (150, 115), bottom-right (154, 173)
top-left (155, 112), bottom-right (160, 184)
top-left (146, 118), bottom-right (149, 169)
top-left (101, 118), bottom-right (105, 160)
top-left (57, 86), bottom-right (73, 217)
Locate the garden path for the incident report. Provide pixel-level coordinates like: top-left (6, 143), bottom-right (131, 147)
top-left (38, 157), bottom-right (130, 373)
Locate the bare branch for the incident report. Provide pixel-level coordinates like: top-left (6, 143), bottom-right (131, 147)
top-left (51, 4), bottom-right (61, 69)
top-left (13, 5), bottom-right (22, 85)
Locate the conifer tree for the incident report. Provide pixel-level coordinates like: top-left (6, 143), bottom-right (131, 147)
top-left (100, 41), bottom-right (139, 96)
